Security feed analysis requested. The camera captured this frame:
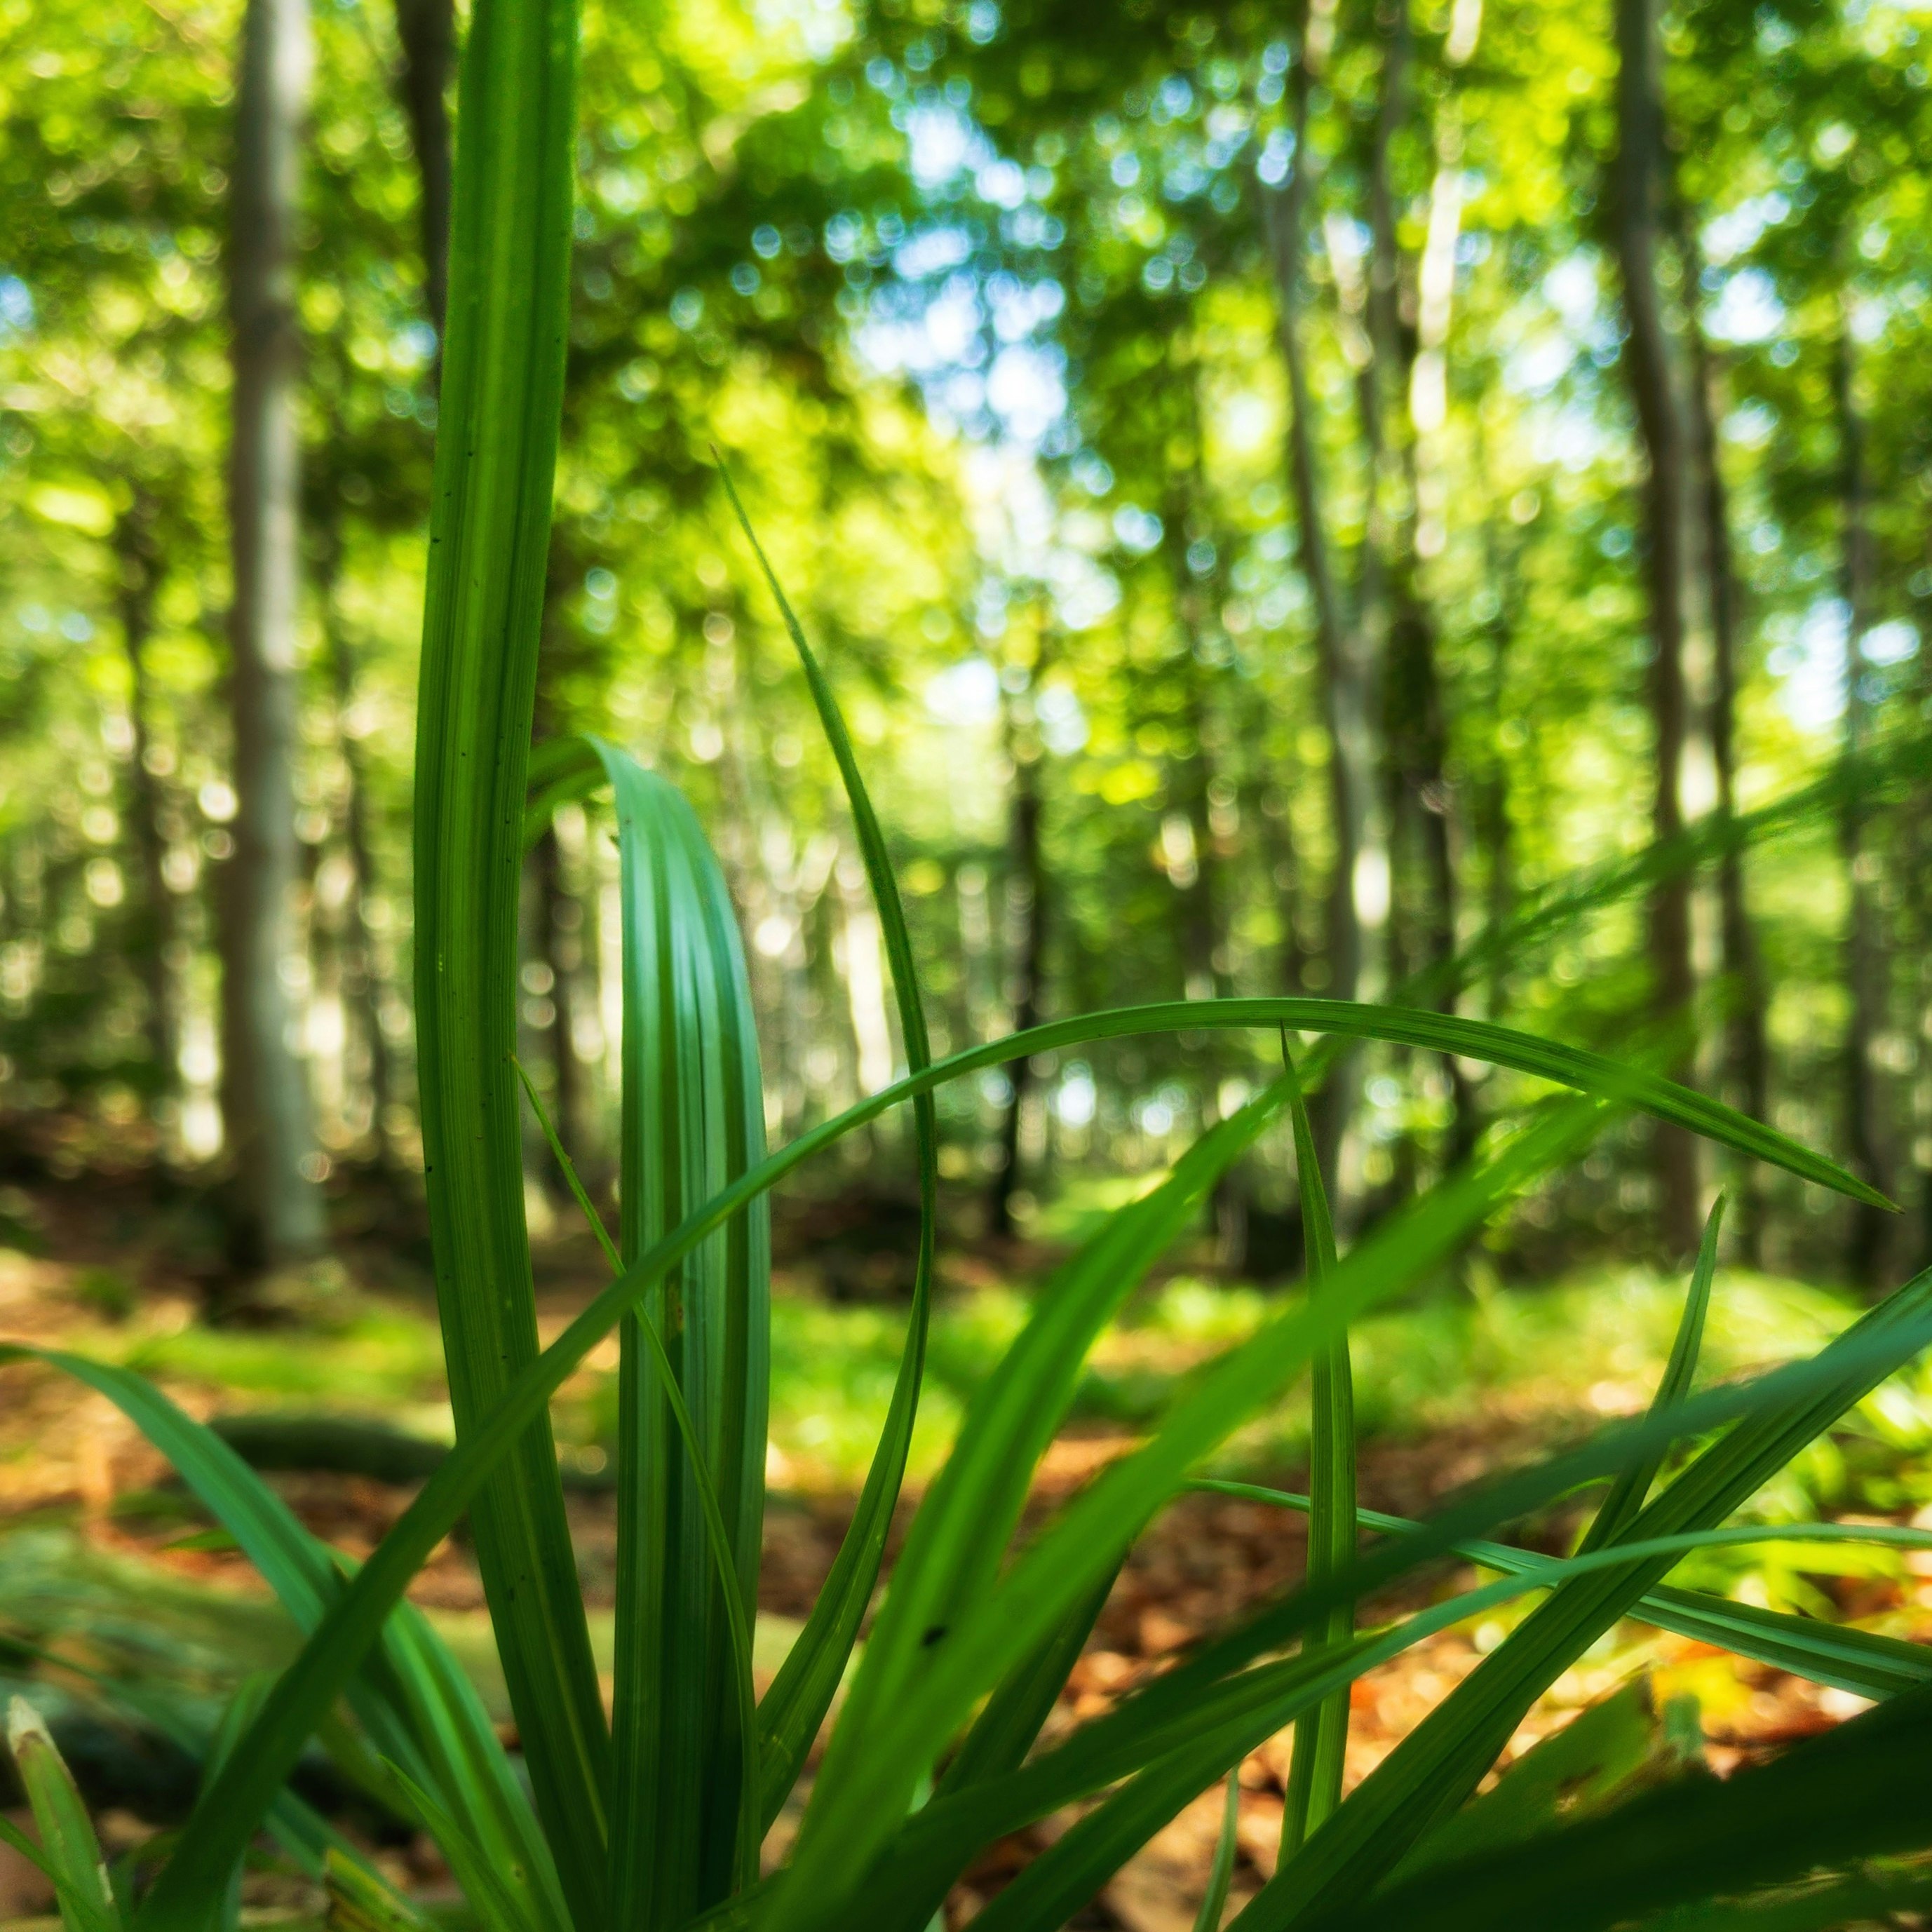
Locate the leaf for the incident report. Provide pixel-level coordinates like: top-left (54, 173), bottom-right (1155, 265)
top-left (1386, 1683), bottom-right (1680, 1885)
top-left (391, 0), bottom-right (607, 1916)
top-left (1195, 1773), bottom-right (1241, 1932)
top-left (1278, 1046), bottom-right (1353, 1856)
top-left (381, 1762), bottom-right (547, 1932)
top-left (867, 1514), bottom-right (1932, 1932)
top-left (714, 461), bottom-right (943, 1830)
top-left (550, 743), bottom-right (773, 1926)
top-left (325, 1848), bottom-right (430, 1932)
top-left (8, 1346), bottom-right (566, 1932)
top-left (1295, 1680), bottom-right (1932, 1932)
top-left (771, 1097), bottom-right (1608, 1932)
top-left (1579, 1197), bottom-right (1722, 1553)
top-left (140, 1011), bottom-right (1878, 1917)
top-left (794, 1079), bottom-right (1299, 1893)
top-left (7, 1700), bottom-right (119, 1932)
top-left (1236, 1266), bottom-right (1932, 1931)
top-left (1192, 1481), bottom-right (1932, 1702)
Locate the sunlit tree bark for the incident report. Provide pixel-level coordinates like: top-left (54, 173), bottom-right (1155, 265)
top-left (1612, 0), bottom-right (1701, 1258)
top-left (1834, 309), bottom-right (1893, 1284)
top-left (219, 0), bottom-right (324, 1266)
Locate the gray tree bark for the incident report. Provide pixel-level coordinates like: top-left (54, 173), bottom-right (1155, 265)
top-left (1675, 203), bottom-right (1770, 1263)
top-left (1262, 12), bottom-right (1379, 1198)
top-left (391, 0), bottom-right (454, 338)
top-left (1834, 312), bottom-right (1893, 1285)
top-left (219, 0), bottom-right (324, 1266)
top-left (988, 673), bottom-right (1047, 1241)
top-left (114, 495), bottom-right (177, 1109)
top-left (1612, 0), bottom-right (1701, 1258)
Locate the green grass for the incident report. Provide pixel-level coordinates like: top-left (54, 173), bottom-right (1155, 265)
top-left (4, 2), bottom-right (1932, 1928)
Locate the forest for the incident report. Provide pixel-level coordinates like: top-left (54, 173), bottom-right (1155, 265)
top-left (2, 0), bottom-right (1932, 1924)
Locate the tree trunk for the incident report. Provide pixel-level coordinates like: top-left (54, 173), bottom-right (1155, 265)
top-left (114, 496), bottom-right (177, 1112)
top-left (1835, 314), bottom-right (1892, 1284)
top-left (392, 0), bottom-right (454, 339)
top-left (534, 820), bottom-right (590, 1175)
top-left (988, 697), bottom-right (1046, 1242)
top-left (1364, 0), bottom-right (1475, 1173)
top-left (220, 0), bottom-right (324, 1267)
top-left (1262, 20), bottom-right (1378, 1198)
top-left (318, 541), bottom-right (398, 1166)
top-left (1675, 202), bottom-right (1770, 1264)
top-left (1612, 0), bottom-right (1700, 1258)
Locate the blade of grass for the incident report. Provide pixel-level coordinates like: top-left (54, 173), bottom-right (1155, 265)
top-left (792, 1080), bottom-right (1297, 1885)
top-left (1293, 1680), bottom-right (1932, 1932)
top-left (1196, 1773), bottom-right (1241, 1932)
top-left (7, 1702), bottom-right (119, 1932)
top-left (514, 1052), bottom-right (760, 1905)
top-left (1279, 1042), bottom-right (1353, 1857)
top-left (1578, 1196), bottom-right (1722, 1553)
top-left (851, 1511), bottom-right (1932, 1932)
top-left (715, 460), bottom-right (943, 1828)
top-left (8, 1345), bottom-right (567, 1932)
top-left (1238, 1267), bottom-right (1932, 1932)
top-left (383, 1762), bottom-right (546, 1932)
top-left (936, 1566), bottom-right (1122, 1798)
top-left (145, 1255), bottom-right (1928, 1932)
top-left (771, 1096), bottom-right (1609, 1932)
top-left (1191, 1481), bottom-right (1932, 1701)
top-left (404, 0), bottom-right (606, 1914)
top-left (137, 1009), bottom-right (1877, 1921)
top-left (325, 1849), bottom-right (431, 1932)
top-left (562, 745), bottom-right (771, 1928)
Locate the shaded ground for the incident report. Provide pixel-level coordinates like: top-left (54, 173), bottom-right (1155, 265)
top-left (1, 1170), bottom-right (1930, 1928)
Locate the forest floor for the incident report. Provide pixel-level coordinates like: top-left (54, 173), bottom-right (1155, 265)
top-left (0, 1167), bottom-right (1928, 1928)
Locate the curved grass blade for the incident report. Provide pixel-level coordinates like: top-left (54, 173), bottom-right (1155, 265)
top-left (937, 1565), bottom-right (1121, 1799)
top-left (515, 1043), bottom-right (762, 1908)
top-left (137, 1007), bottom-right (1879, 1917)
top-left (770, 1097), bottom-right (1608, 1932)
top-left (325, 1849), bottom-right (430, 1932)
top-left (1579, 1196), bottom-right (1722, 1553)
top-left (6, 1702), bottom-right (119, 1932)
top-left (6, 1346), bottom-right (567, 1932)
top-left (147, 1280), bottom-right (1929, 1932)
top-left (560, 745), bottom-right (773, 1926)
top-left (1293, 1680), bottom-right (1932, 1932)
top-left (714, 459), bottom-right (943, 1825)
top-left (1389, 1682), bottom-right (1677, 1887)
top-left (844, 1510), bottom-right (1932, 1932)
top-left (795, 1079), bottom-right (1297, 1885)
top-left (1192, 1482), bottom-right (1932, 1701)
top-left (401, 0), bottom-right (606, 1914)
top-left (383, 1762), bottom-right (546, 1932)
top-left (1278, 1044), bottom-right (1352, 1857)
top-left (1196, 1773), bottom-right (1241, 1932)
top-left (1236, 1268), bottom-right (1932, 1932)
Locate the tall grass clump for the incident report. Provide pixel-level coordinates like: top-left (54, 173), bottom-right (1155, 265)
top-left (7, 2), bottom-right (1932, 1930)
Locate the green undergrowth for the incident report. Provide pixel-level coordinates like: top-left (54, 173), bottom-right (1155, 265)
top-left (27, 1260), bottom-right (1932, 1515)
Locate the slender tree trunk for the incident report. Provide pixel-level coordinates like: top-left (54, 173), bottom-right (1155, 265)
top-left (1835, 314), bottom-right (1892, 1284)
top-left (1358, 0), bottom-right (1475, 1174)
top-left (115, 498), bottom-right (177, 1112)
top-left (1612, 0), bottom-right (1700, 1257)
top-left (534, 820), bottom-right (589, 1170)
top-left (220, 0), bottom-right (323, 1267)
top-left (392, 0), bottom-right (454, 339)
top-left (1262, 17), bottom-right (1378, 1198)
top-left (317, 538), bottom-right (398, 1165)
top-left (1675, 203), bottom-right (1770, 1263)
top-left (989, 689), bottom-right (1046, 1241)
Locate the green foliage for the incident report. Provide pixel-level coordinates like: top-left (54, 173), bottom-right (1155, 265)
top-left (7, 0), bottom-right (1932, 1928)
